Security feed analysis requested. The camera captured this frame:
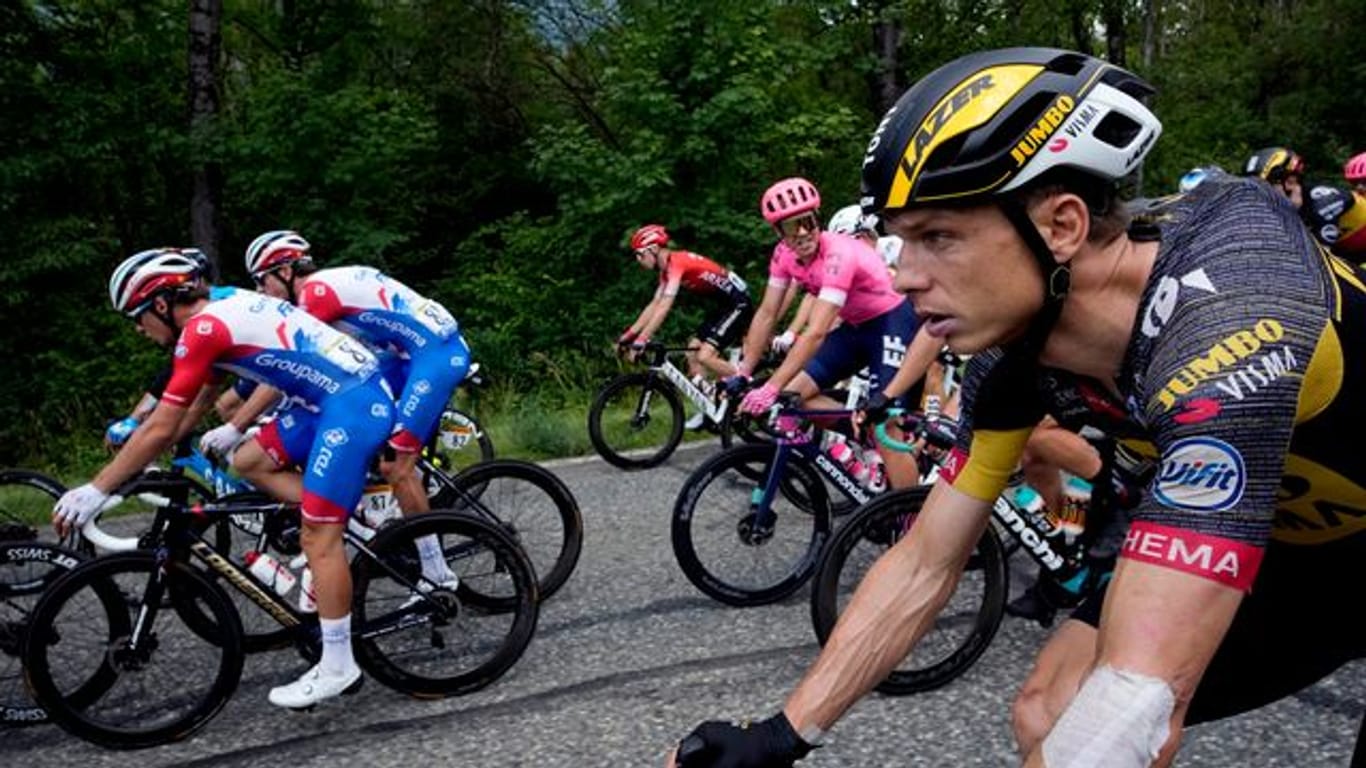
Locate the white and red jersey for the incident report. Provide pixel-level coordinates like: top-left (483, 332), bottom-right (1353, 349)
top-left (162, 289), bottom-right (379, 409)
top-left (767, 231), bottom-right (903, 325)
top-left (297, 266), bottom-right (460, 357)
top-left (658, 251), bottom-right (748, 301)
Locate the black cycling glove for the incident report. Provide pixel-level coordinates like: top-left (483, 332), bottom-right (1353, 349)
top-left (858, 391), bottom-right (893, 426)
top-left (719, 374), bottom-right (752, 399)
top-left (675, 712), bottom-right (816, 768)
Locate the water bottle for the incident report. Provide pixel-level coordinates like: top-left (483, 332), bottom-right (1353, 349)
top-left (244, 550), bottom-right (298, 597)
top-left (828, 440), bottom-right (868, 483)
top-left (288, 554), bottom-right (316, 613)
top-left (865, 450), bottom-right (887, 492)
top-left (357, 482), bottom-right (400, 529)
top-left (1058, 475), bottom-right (1092, 543)
top-left (1006, 477), bottom-right (1053, 533)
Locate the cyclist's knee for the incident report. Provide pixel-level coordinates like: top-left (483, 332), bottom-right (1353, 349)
top-left (378, 445), bottom-right (416, 482)
top-left (231, 439), bottom-right (271, 479)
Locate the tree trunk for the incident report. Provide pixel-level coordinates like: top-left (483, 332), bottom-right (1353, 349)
top-left (1103, 0), bottom-right (1126, 67)
top-left (1069, 0), bottom-right (1092, 56)
top-left (189, 0), bottom-right (223, 269)
top-left (872, 15), bottom-right (902, 114)
top-left (1141, 0), bottom-right (1159, 68)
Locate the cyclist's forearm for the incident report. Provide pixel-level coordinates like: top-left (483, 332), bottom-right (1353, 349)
top-left (174, 384), bottom-right (220, 443)
top-left (882, 327), bottom-right (939, 400)
top-left (94, 402), bottom-right (185, 491)
top-left (784, 485), bottom-right (989, 734)
top-left (230, 384), bottom-right (282, 431)
top-left (741, 303), bottom-right (778, 373)
top-left (639, 295), bottom-right (675, 341)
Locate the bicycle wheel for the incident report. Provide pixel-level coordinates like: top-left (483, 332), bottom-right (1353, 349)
top-left (0, 469), bottom-right (64, 543)
top-left (23, 552), bottom-right (244, 748)
top-left (588, 372), bottom-right (684, 469)
top-left (352, 512), bottom-right (538, 698)
top-left (809, 487), bottom-right (1007, 694)
top-left (430, 459), bottom-right (583, 601)
top-left (0, 541), bottom-right (84, 726)
top-left (672, 444), bottom-right (833, 607)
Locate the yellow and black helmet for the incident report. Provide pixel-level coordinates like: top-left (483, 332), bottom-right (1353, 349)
top-left (860, 47), bottom-right (1161, 216)
top-left (1242, 147), bottom-right (1305, 184)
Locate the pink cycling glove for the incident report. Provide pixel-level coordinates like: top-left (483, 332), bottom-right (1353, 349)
top-left (739, 382), bottom-right (780, 415)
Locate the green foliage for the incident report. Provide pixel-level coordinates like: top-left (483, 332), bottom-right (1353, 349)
top-left (3, 0), bottom-right (1366, 471)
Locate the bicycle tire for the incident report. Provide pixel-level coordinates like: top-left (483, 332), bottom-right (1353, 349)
top-left (352, 511), bottom-right (538, 698)
top-left (587, 372), bottom-right (684, 469)
top-left (23, 552), bottom-right (244, 748)
top-left (671, 443), bottom-right (833, 607)
top-left (432, 459), bottom-right (583, 601)
top-left (0, 469), bottom-right (65, 544)
top-left (0, 540), bottom-right (84, 726)
top-left (809, 487), bottom-right (1007, 694)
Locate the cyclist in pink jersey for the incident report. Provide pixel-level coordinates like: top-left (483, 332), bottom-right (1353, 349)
top-left (731, 177), bottom-right (942, 489)
top-left (238, 230), bottom-right (471, 546)
top-left (54, 249), bottom-right (395, 710)
top-left (620, 224), bottom-right (753, 384)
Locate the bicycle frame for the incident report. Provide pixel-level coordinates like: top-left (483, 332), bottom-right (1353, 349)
top-left (102, 486), bottom-right (458, 655)
top-left (644, 345), bottom-right (729, 423)
top-left (750, 408), bottom-right (878, 529)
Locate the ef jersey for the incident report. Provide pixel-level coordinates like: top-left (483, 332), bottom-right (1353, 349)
top-left (298, 266), bottom-right (460, 356)
top-left (943, 176), bottom-right (1366, 591)
top-left (767, 231), bottom-right (904, 325)
top-left (161, 289), bottom-right (378, 408)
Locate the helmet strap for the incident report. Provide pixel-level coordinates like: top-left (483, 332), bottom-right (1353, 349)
top-left (150, 294), bottom-right (181, 337)
top-left (998, 198), bottom-right (1071, 358)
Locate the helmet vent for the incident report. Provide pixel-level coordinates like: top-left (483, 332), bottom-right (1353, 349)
top-left (1093, 111), bottom-right (1142, 149)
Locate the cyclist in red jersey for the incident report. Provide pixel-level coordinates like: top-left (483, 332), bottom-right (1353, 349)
top-left (620, 224), bottom-right (753, 385)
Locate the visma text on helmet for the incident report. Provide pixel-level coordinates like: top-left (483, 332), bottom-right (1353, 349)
top-left (357, 312), bottom-right (427, 347)
top-left (1009, 94), bottom-right (1075, 167)
top-left (254, 353), bottom-right (341, 394)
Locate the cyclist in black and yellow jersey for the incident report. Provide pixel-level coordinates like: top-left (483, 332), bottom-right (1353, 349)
top-left (1243, 146), bottom-right (1366, 260)
top-left (669, 47), bottom-right (1365, 767)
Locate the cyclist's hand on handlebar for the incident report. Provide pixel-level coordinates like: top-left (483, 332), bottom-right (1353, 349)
top-left (739, 382), bottom-right (780, 415)
top-left (200, 422), bottom-right (244, 456)
top-left (857, 391), bottom-right (893, 426)
top-left (669, 713), bottom-right (815, 767)
top-left (719, 373), bottom-right (751, 399)
top-left (769, 330), bottom-right (797, 355)
top-left (52, 482), bottom-right (110, 539)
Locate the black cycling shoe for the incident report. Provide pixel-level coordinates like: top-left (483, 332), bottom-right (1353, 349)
top-left (1005, 584), bottom-right (1057, 628)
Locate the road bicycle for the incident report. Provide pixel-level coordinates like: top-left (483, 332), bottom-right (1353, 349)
top-left (22, 471), bottom-right (539, 749)
top-left (587, 342), bottom-right (773, 470)
top-left (669, 396), bottom-right (915, 608)
top-left (1, 539), bottom-right (84, 726)
top-left (808, 413), bottom-right (1132, 694)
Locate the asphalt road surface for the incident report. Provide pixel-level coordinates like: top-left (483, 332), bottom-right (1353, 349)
top-left (5, 442), bottom-right (1363, 766)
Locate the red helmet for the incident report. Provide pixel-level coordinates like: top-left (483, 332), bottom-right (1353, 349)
top-left (760, 177), bottom-right (821, 224)
top-left (1344, 152), bottom-right (1366, 184)
top-left (630, 224), bottom-right (669, 251)
top-left (109, 249), bottom-right (202, 316)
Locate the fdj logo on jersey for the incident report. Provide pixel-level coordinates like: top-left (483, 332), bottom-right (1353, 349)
top-left (1154, 437), bottom-right (1245, 511)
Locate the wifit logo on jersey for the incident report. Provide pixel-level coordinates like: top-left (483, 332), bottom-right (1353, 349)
top-left (1154, 437), bottom-right (1245, 511)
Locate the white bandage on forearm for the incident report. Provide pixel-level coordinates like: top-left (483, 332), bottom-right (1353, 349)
top-left (1041, 665), bottom-right (1175, 768)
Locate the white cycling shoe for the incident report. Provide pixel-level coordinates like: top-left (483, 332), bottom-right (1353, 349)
top-left (268, 663), bottom-right (363, 709)
top-left (684, 412), bottom-right (707, 431)
top-left (401, 572), bottom-right (460, 610)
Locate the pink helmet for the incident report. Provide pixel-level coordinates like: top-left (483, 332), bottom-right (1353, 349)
top-left (630, 224), bottom-right (669, 251)
top-left (759, 177), bottom-right (821, 224)
top-left (1344, 152), bottom-right (1366, 184)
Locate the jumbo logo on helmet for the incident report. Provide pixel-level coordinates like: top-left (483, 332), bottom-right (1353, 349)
top-left (884, 64), bottom-right (1044, 208)
top-left (1009, 94), bottom-right (1076, 166)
